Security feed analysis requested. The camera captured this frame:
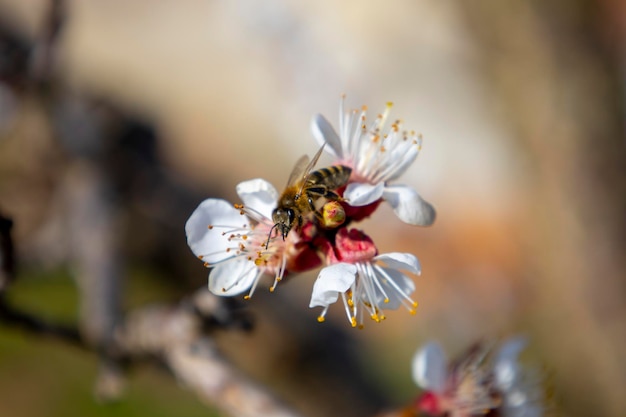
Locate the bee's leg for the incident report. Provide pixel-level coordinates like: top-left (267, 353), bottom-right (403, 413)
top-left (322, 190), bottom-right (345, 201)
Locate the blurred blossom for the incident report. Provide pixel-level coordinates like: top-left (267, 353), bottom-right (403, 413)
top-left (411, 337), bottom-right (547, 417)
top-left (311, 96), bottom-right (436, 226)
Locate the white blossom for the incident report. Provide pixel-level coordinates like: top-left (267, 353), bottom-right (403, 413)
top-left (309, 251), bottom-right (420, 328)
top-left (185, 179), bottom-right (292, 298)
top-left (311, 97), bottom-right (436, 226)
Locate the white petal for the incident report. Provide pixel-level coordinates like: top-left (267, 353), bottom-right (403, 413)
top-left (309, 263), bottom-right (357, 308)
top-left (373, 266), bottom-right (416, 309)
top-left (386, 144), bottom-right (419, 181)
top-left (494, 337), bottom-right (527, 391)
top-left (208, 258), bottom-right (259, 296)
top-left (412, 342), bottom-right (447, 392)
top-left (344, 182), bottom-right (385, 206)
top-left (311, 114), bottom-right (343, 159)
top-left (382, 184), bottom-right (436, 226)
top-left (185, 199), bottom-right (247, 263)
top-left (374, 252), bottom-right (421, 275)
top-left (236, 178), bottom-right (279, 219)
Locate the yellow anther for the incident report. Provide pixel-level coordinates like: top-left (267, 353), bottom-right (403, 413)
top-left (317, 316), bottom-right (325, 323)
top-left (384, 298), bottom-right (390, 303)
top-left (243, 295), bottom-right (250, 300)
top-left (203, 262), bottom-right (209, 267)
top-left (350, 317), bottom-right (357, 328)
top-left (412, 301), bottom-right (418, 308)
top-left (409, 309), bottom-right (416, 315)
top-left (198, 255), bottom-right (204, 260)
top-left (269, 286), bottom-right (276, 293)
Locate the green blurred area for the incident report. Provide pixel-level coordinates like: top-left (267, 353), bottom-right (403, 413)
top-left (0, 269), bottom-right (217, 417)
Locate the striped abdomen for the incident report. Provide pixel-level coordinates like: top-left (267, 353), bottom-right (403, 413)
top-left (307, 165), bottom-right (352, 190)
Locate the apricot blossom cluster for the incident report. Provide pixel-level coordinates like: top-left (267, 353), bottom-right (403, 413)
top-left (185, 98), bottom-right (435, 327)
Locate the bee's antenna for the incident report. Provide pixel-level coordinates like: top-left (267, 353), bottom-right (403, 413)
top-left (265, 224), bottom-right (278, 250)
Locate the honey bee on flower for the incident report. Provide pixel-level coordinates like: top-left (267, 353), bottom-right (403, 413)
top-left (267, 144), bottom-right (352, 247)
top-left (185, 96), bottom-right (436, 328)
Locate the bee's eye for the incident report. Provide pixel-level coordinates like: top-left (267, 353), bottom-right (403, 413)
top-left (286, 209), bottom-right (295, 224)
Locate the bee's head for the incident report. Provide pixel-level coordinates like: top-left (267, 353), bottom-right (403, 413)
top-left (271, 207), bottom-right (295, 239)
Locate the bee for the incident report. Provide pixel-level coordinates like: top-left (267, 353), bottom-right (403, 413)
top-left (267, 145), bottom-right (352, 248)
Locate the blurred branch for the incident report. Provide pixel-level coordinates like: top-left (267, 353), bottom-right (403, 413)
top-left (0, 214), bottom-right (15, 290)
top-left (1, 206), bottom-right (299, 416)
top-left (0, 298), bottom-right (83, 346)
top-left (116, 291), bottom-right (301, 417)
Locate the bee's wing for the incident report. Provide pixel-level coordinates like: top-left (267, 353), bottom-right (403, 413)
top-left (285, 155), bottom-right (311, 188)
top-left (296, 145), bottom-right (325, 194)
top-left (284, 144), bottom-right (325, 188)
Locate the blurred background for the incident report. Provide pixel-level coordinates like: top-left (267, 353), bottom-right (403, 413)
top-left (0, 0), bottom-right (624, 416)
